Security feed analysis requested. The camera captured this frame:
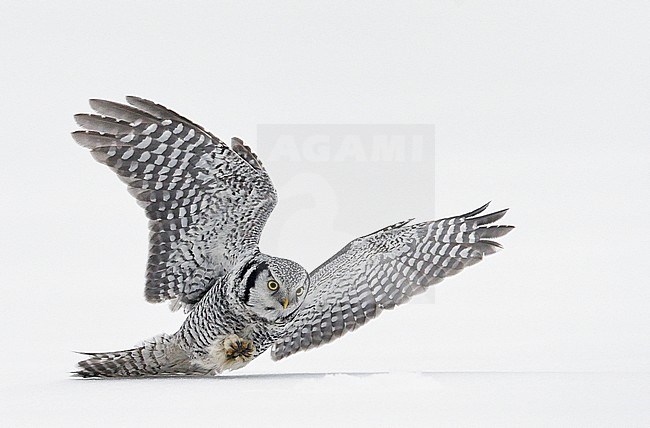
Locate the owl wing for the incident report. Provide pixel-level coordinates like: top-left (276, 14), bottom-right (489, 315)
top-left (73, 97), bottom-right (276, 309)
top-left (271, 203), bottom-right (513, 360)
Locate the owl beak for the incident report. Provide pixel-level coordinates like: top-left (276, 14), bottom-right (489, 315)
top-left (281, 298), bottom-right (289, 310)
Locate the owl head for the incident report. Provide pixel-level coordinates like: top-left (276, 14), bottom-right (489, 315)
top-left (240, 254), bottom-right (310, 322)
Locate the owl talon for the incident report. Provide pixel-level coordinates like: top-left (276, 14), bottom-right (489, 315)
top-left (204, 333), bottom-right (256, 373)
top-left (223, 335), bottom-right (255, 360)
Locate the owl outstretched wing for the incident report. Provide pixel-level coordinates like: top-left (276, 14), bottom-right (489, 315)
top-left (271, 203), bottom-right (513, 360)
top-left (72, 97), bottom-right (276, 309)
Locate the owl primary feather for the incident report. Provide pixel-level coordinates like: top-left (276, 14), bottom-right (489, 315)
top-left (72, 96), bottom-right (513, 377)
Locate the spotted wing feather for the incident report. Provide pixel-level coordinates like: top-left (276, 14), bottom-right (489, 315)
top-left (72, 97), bottom-right (277, 308)
top-left (271, 203), bottom-right (513, 360)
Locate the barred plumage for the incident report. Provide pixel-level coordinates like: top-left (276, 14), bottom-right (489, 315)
top-left (72, 96), bottom-right (276, 308)
top-left (76, 334), bottom-right (193, 378)
top-left (272, 203), bottom-right (513, 360)
top-left (73, 96), bottom-right (513, 377)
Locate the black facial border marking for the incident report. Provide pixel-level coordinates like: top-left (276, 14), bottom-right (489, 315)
top-left (243, 261), bottom-right (269, 304)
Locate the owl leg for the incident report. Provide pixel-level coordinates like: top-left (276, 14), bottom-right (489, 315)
top-left (206, 333), bottom-right (256, 373)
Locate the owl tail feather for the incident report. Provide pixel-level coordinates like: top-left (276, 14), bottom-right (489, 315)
top-left (74, 334), bottom-right (194, 378)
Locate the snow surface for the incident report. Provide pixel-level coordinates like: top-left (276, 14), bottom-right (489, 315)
top-left (4, 371), bottom-right (650, 427)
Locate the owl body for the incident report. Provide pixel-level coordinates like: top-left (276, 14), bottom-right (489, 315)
top-left (173, 254), bottom-right (305, 374)
top-left (80, 252), bottom-right (308, 376)
top-left (73, 97), bottom-right (513, 377)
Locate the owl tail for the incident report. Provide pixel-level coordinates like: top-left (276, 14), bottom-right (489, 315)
top-left (74, 334), bottom-right (193, 378)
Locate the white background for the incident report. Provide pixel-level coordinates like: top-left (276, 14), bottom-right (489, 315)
top-left (1, 1), bottom-right (649, 426)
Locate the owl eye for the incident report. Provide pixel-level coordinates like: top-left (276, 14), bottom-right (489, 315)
top-left (296, 286), bottom-right (305, 296)
top-left (267, 280), bottom-right (279, 291)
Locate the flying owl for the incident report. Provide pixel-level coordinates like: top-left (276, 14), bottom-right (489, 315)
top-left (72, 97), bottom-right (513, 377)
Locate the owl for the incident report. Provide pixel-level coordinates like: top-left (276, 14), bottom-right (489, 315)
top-left (72, 97), bottom-right (513, 377)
